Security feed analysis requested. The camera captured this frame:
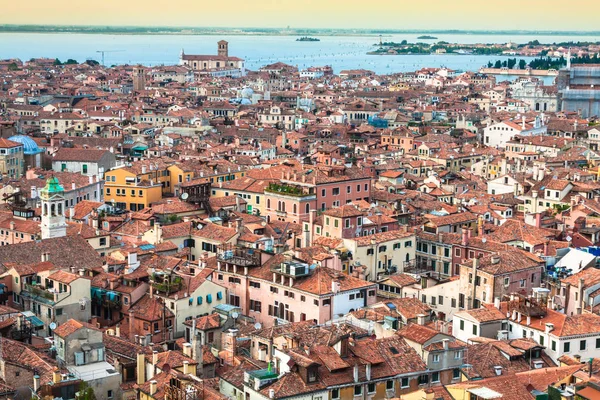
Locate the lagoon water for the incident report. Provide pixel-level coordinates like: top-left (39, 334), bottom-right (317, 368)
top-left (1, 32), bottom-right (598, 79)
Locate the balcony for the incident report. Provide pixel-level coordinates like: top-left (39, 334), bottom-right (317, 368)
top-left (24, 284), bottom-right (54, 301)
top-left (151, 273), bottom-right (183, 295)
top-left (217, 245), bottom-right (260, 267)
top-left (402, 259), bottom-right (435, 276)
top-left (23, 283), bottom-right (69, 303)
top-left (265, 183), bottom-right (316, 199)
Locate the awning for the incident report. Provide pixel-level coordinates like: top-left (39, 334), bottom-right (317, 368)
top-left (466, 387), bottom-right (502, 399)
top-left (26, 315), bottom-right (45, 328)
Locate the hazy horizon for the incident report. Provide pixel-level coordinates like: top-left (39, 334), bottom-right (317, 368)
top-left (2, 0), bottom-right (600, 32)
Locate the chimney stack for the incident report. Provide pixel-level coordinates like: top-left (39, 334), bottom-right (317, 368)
top-left (150, 380), bottom-right (158, 396)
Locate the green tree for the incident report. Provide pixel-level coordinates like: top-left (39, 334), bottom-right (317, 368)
top-left (64, 59), bottom-right (78, 65)
top-left (494, 60), bottom-right (502, 68)
top-left (53, 58), bottom-right (62, 66)
top-left (519, 59), bottom-right (527, 69)
top-left (7, 63), bottom-right (19, 71)
top-left (76, 381), bottom-right (96, 400)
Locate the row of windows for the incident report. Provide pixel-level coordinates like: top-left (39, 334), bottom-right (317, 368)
top-left (417, 243), bottom-right (451, 257)
top-left (106, 188), bottom-right (145, 197)
top-left (366, 241), bottom-right (412, 255)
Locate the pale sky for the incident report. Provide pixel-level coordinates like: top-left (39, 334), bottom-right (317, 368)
top-left (1, 0), bottom-right (599, 31)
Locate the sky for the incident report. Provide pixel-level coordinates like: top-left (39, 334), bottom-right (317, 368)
top-left (1, 0), bottom-right (599, 31)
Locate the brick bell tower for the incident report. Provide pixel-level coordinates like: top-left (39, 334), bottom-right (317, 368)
top-left (218, 40), bottom-right (229, 58)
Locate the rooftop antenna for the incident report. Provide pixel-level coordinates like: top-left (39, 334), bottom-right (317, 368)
top-left (96, 50), bottom-right (124, 67)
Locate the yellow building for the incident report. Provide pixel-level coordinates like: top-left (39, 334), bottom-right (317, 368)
top-left (0, 138), bottom-right (24, 179)
top-left (104, 165), bottom-right (163, 211)
top-left (210, 176), bottom-right (268, 216)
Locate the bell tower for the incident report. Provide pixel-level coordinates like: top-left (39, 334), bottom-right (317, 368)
top-left (132, 65), bottom-right (145, 91)
top-left (40, 176), bottom-right (67, 239)
top-left (218, 40), bottom-right (229, 58)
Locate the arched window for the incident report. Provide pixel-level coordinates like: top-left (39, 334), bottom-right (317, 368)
top-left (305, 203), bottom-right (310, 214)
top-left (57, 203), bottom-right (62, 216)
top-left (293, 204), bottom-right (297, 214)
top-left (51, 204), bottom-right (56, 216)
top-left (267, 199), bottom-right (271, 209)
top-left (44, 203), bottom-right (48, 216)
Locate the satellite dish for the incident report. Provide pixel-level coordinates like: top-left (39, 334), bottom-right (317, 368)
top-left (49, 322), bottom-right (57, 330)
top-left (180, 192), bottom-right (189, 200)
top-left (254, 322), bottom-right (262, 330)
top-left (231, 312), bottom-right (239, 319)
top-left (482, 238), bottom-right (487, 243)
top-left (566, 236), bottom-right (572, 242)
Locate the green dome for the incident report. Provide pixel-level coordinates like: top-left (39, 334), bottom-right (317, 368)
top-left (41, 176), bottom-right (65, 196)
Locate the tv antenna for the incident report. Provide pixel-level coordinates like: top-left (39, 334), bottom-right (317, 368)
top-left (96, 50), bottom-right (125, 66)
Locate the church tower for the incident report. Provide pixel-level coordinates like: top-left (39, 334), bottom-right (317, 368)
top-left (40, 176), bottom-right (66, 239)
top-left (132, 66), bottom-right (146, 91)
top-left (218, 40), bottom-right (229, 58)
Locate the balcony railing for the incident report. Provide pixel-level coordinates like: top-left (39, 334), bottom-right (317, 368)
top-left (151, 274), bottom-right (183, 294)
top-left (217, 246), bottom-right (261, 267)
top-left (24, 284), bottom-right (55, 301)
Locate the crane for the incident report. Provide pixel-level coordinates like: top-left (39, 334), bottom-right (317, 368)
top-left (96, 50), bottom-right (124, 66)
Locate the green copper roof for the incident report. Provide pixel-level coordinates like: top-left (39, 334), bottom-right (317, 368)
top-left (41, 176), bottom-right (65, 195)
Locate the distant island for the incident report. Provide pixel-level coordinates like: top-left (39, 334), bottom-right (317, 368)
top-left (296, 37), bottom-right (320, 42)
top-left (368, 39), bottom-right (600, 56)
top-left (417, 35), bottom-right (438, 39)
top-left (1, 25), bottom-right (600, 37)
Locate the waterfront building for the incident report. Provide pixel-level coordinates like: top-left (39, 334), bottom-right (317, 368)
top-left (179, 41), bottom-right (245, 77)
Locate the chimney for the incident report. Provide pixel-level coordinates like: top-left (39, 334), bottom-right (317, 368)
top-left (353, 364), bottom-right (359, 382)
top-left (52, 368), bottom-right (61, 384)
top-left (183, 361), bottom-right (190, 374)
top-left (470, 256), bottom-right (479, 309)
top-left (578, 277), bottom-right (585, 315)
top-left (442, 339), bottom-right (449, 350)
top-left (33, 375), bottom-right (40, 392)
top-left (115, 324), bottom-right (120, 338)
top-left (491, 255), bottom-right (500, 264)
top-left (304, 344), bottom-right (310, 356)
top-left (331, 280), bottom-right (340, 294)
top-left (366, 363), bottom-right (372, 381)
top-left (461, 227), bottom-right (469, 246)
top-left (526, 315), bottom-right (531, 325)
top-left (142, 165), bottom-right (147, 174)
top-left (129, 311), bottom-right (135, 342)
top-left (136, 353), bottom-right (145, 385)
top-left (183, 342), bottom-right (192, 357)
top-left (545, 323), bottom-right (554, 334)
top-left (150, 380), bottom-right (158, 396)
top-left (494, 297), bottom-right (501, 309)
top-left (417, 314), bottom-right (426, 325)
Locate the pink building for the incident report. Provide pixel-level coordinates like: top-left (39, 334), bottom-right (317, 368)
top-left (313, 204), bottom-right (400, 241)
top-left (263, 182), bottom-right (317, 224)
top-left (277, 166), bottom-right (372, 213)
top-left (213, 248), bottom-right (377, 327)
